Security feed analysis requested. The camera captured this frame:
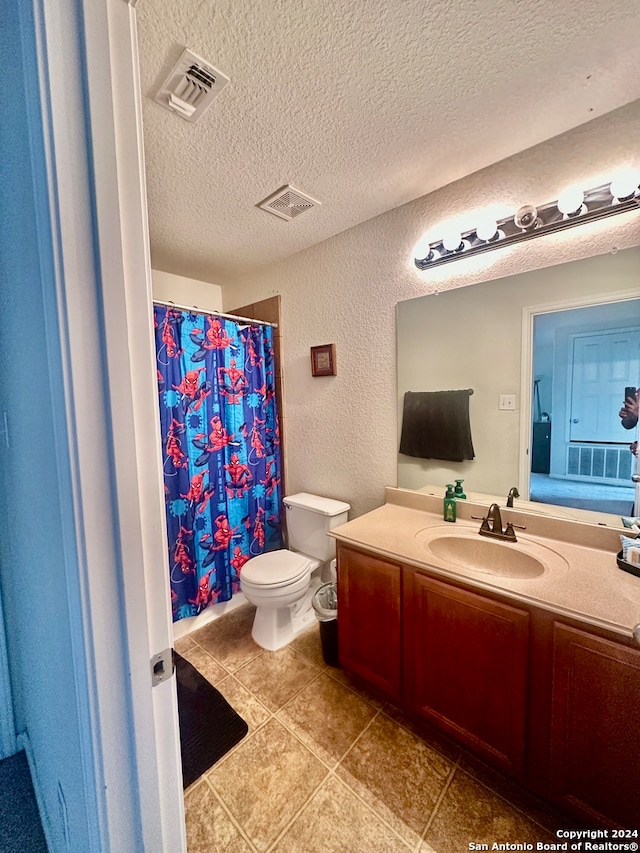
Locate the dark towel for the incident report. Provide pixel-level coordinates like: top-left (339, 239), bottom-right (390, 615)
top-left (399, 390), bottom-right (474, 462)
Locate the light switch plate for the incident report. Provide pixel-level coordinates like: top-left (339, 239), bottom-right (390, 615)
top-left (499, 394), bottom-right (516, 410)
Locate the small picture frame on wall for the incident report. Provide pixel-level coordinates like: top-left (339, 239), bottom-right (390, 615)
top-left (310, 343), bottom-right (337, 377)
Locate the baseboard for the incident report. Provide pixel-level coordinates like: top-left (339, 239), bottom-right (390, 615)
top-left (172, 592), bottom-right (248, 641)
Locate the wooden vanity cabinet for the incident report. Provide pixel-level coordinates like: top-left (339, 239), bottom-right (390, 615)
top-left (336, 546), bottom-right (402, 700)
top-left (336, 541), bottom-right (640, 829)
top-left (548, 622), bottom-right (640, 828)
top-left (403, 569), bottom-right (530, 778)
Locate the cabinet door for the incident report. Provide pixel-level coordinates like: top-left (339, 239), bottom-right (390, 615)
top-left (549, 623), bottom-right (640, 828)
top-left (404, 571), bottom-right (529, 777)
top-left (337, 546), bottom-right (402, 699)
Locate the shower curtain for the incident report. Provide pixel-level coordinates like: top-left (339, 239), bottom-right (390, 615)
top-left (153, 304), bottom-right (283, 622)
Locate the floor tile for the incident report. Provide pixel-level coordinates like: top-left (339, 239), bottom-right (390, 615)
top-left (184, 780), bottom-right (253, 852)
top-left (289, 622), bottom-right (328, 668)
top-left (234, 647), bottom-right (321, 712)
top-left (272, 774), bottom-right (412, 852)
top-left (194, 605), bottom-right (263, 671)
top-left (180, 603), bottom-right (580, 852)
top-left (216, 674), bottom-right (271, 733)
top-left (180, 644), bottom-right (229, 685)
top-left (424, 768), bottom-right (558, 851)
top-left (336, 713), bottom-right (453, 845)
top-left (458, 751), bottom-right (583, 835)
top-left (175, 634), bottom-right (197, 655)
top-left (382, 703), bottom-right (462, 764)
top-left (277, 672), bottom-right (378, 766)
top-left (326, 666), bottom-right (386, 709)
top-left (208, 718), bottom-right (328, 852)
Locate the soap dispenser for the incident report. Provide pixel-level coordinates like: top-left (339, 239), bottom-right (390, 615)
top-left (454, 479), bottom-right (466, 500)
top-left (443, 484), bottom-right (457, 522)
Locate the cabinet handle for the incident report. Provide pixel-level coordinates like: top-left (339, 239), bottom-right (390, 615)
top-left (633, 624), bottom-right (640, 645)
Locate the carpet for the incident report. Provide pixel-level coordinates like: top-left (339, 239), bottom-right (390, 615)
top-left (174, 651), bottom-right (248, 788)
top-left (0, 751), bottom-right (48, 852)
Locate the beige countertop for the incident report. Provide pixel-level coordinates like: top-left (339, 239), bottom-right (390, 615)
top-left (330, 488), bottom-right (640, 641)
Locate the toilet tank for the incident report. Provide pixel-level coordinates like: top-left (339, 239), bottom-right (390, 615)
top-left (283, 493), bottom-right (350, 561)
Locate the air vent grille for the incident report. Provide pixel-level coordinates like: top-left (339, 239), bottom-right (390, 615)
top-left (154, 48), bottom-right (230, 123)
top-left (258, 186), bottom-right (321, 221)
top-left (566, 444), bottom-right (633, 482)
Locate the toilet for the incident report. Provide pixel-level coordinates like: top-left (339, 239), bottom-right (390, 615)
top-left (240, 493), bottom-right (350, 651)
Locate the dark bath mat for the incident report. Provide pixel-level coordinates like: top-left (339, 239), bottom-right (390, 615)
top-left (174, 651), bottom-right (248, 788)
top-left (0, 751), bottom-right (48, 852)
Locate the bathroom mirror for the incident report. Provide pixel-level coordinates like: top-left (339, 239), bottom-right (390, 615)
top-left (396, 246), bottom-right (640, 527)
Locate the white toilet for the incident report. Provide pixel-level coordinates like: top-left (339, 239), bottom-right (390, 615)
top-left (240, 493), bottom-right (350, 651)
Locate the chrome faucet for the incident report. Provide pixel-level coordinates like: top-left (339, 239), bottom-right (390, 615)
top-left (473, 502), bottom-right (525, 542)
top-left (506, 486), bottom-right (520, 507)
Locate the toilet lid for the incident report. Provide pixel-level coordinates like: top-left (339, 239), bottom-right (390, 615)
top-left (241, 549), bottom-right (313, 586)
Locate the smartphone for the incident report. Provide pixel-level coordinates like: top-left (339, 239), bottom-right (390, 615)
top-left (625, 386), bottom-right (637, 401)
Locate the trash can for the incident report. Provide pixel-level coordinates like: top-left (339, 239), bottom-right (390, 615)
top-left (312, 582), bottom-right (339, 667)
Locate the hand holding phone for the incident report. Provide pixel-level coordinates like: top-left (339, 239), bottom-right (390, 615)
top-left (621, 386), bottom-right (638, 429)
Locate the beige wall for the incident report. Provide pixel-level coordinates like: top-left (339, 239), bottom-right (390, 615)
top-left (223, 102), bottom-right (640, 519)
top-left (151, 269), bottom-right (222, 310)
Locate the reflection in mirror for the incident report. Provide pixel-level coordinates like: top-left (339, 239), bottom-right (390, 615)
top-left (396, 246), bottom-right (640, 528)
top-left (530, 302), bottom-right (639, 517)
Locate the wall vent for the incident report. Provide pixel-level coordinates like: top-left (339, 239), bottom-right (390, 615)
top-left (258, 186), bottom-right (321, 221)
top-left (154, 48), bottom-right (230, 123)
top-left (566, 443), bottom-right (633, 483)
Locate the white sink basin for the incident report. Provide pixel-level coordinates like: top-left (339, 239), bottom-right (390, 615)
top-left (414, 526), bottom-right (569, 579)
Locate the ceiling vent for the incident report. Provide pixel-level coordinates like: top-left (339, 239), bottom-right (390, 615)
top-left (154, 48), bottom-right (230, 123)
top-left (258, 186), bottom-right (321, 221)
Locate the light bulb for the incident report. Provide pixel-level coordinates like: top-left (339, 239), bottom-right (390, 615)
top-left (413, 236), bottom-right (434, 261)
top-left (609, 169), bottom-right (640, 201)
top-left (475, 218), bottom-right (499, 242)
top-left (442, 231), bottom-right (462, 252)
top-left (557, 187), bottom-right (584, 216)
top-left (514, 205), bottom-right (539, 230)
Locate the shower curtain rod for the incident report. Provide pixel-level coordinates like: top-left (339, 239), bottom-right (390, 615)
top-left (153, 298), bottom-right (278, 328)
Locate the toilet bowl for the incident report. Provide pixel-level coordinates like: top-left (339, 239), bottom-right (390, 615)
top-left (240, 550), bottom-right (322, 650)
top-left (239, 493), bottom-right (350, 651)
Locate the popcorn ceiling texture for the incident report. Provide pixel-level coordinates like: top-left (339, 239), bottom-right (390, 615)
top-left (223, 103), bottom-right (640, 519)
top-left (136, 0), bottom-right (640, 285)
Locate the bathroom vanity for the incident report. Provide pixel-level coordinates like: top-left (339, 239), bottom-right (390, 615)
top-left (331, 488), bottom-right (640, 830)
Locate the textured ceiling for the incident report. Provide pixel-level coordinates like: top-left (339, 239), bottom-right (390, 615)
top-left (137, 0), bottom-right (640, 285)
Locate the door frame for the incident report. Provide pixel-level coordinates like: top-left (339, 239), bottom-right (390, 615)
top-left (29, 0), bottom-right (186, 849)
top-left (519, 288), bottom-right (640, 504)
top-left (0, 596), bottom-right (15, 759)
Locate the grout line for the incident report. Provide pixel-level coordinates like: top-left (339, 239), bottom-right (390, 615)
top-left (263, 768), bottom-right (331, 853)
top-left (183, 616), bottom-right (564, 852)
top-left (326, 768), bottom-right (417, 851)
top-left (419, 755), bottom-right (460, 845)
top-left (457, 760), bottom-right (565, 839)
top-left (203, 777), bottom-right (260, 852)
top-left (338, 704), bottom-right (383, 764)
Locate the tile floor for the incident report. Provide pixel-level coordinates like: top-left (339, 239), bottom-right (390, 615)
top-left (176, 604), bottom-right (579, 853)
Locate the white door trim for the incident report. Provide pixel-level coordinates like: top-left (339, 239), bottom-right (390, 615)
top-left (0, 594), bottom-right (16, 759)
top-left (33, 0), bottom-right (185, 849)
top-left (82, 1), bottom-right (186, 847)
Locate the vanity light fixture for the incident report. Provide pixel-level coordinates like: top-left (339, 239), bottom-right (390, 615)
top-left (610, 168), bottom-right (640, 202)
top-left (414, 173), bottom-right (640, 271)
top-left (556, 186), bottom-right (585, 217)
top-left (442, 230), bottom-right (464, 252)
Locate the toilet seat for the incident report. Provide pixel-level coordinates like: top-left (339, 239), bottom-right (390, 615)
top-left (241, 549), bottom-right (313, 588)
